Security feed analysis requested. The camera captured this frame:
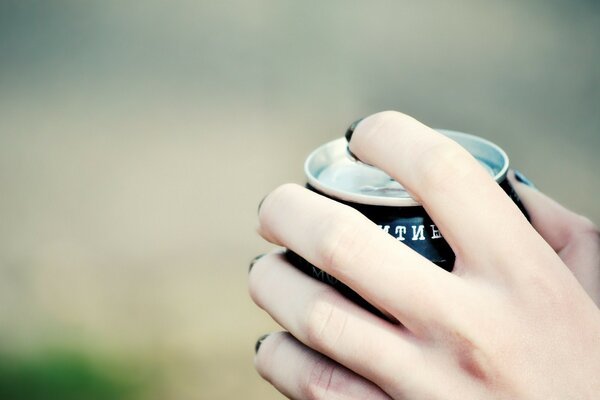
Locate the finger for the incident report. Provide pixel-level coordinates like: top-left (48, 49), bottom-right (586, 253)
top-left (508, 171), bottom-right (597, 253)
top-left (255, 332), bottom-right (393, 400)
top-left (257, 185), bottom-right (466, 329)
top-left (509, 172), bottom-right (600, 304)
top-left (348, 111), bottom-right (552, 270)
top-left (248, 252), bottom-right (432, 388)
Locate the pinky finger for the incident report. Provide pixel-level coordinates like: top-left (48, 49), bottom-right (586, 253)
top-left (255, 332), bottom-right (392, 400)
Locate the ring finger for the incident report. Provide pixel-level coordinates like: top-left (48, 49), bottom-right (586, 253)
top-left (249, 252), bottom-right (430, 390)
top-left (255, 332), bottom-right (393, 400)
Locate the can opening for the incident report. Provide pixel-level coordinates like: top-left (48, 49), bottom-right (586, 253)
top-left (305, 130), bottom-right (509, 207)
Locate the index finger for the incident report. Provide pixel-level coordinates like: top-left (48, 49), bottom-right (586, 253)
top-left (348, 112), bottom-right (553, 272)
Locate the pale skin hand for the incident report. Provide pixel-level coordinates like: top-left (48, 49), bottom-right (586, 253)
top-left (249, 111), bottom-right (600, 400)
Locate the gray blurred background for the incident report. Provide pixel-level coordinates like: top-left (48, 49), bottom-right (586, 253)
top-left (0, 1), bottom-right (599, 399)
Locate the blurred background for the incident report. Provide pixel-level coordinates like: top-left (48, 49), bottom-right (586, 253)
top-left (0, 1), bottom-right (599, 398)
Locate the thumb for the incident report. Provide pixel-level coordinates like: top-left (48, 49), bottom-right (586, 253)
top-left (509, 170), bottom-right (600, 305)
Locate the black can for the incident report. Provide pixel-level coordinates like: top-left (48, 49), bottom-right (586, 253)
top-left (286, 130), bottom-right (527, 314)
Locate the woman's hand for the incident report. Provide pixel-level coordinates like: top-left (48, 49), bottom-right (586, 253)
top-left (249, 111), bottom-right (600, 399)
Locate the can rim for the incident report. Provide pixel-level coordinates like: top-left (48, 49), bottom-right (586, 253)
top-left (304, 130), bottom-right (510, 207)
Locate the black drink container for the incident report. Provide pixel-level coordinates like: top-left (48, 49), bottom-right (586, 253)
top-left (286, 130), bottom-right (528, 315)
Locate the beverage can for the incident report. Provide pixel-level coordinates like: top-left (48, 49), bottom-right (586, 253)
top-left (286, 130), bottom-right (528, 313)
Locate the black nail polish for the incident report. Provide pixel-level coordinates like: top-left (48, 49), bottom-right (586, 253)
top-left (255, 334), bottom-right (269, 354)
top-left (345, 118), bottom-right (364, 161)
top-left (344, 118), bottom-right (364, 143)
top-left (249, 254), bottom-right (266, 273)
top-left (514, 170), bottom-right (536, 189)
top-left (257, 194), bottom-right (267, 215)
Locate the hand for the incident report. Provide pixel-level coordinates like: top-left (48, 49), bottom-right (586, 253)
top-left (249, 111), bottom-right (600, 400)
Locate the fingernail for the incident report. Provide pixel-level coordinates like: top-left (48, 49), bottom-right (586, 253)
top-left (514, 170), bottom-right (536, 189)
top-left (255, 333), bottom-right (269, 354)
top-left (249, 253), bottom-right (266, 273)
top-left (344, 117), bottom-right (364, 143)
top-left (345, 118), bottom-right (364, 162)
top-left (257, 194), bottom-right (267, 215)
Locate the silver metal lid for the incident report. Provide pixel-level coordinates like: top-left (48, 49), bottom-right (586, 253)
top-left (305, 130), bottom-right (509, 207)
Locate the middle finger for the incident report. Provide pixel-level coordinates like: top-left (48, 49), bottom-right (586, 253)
top-left (258, 187), bottom-right (467, 330)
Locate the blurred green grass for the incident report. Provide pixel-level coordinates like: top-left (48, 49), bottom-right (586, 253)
top-left (0, 348), bottom-right (147, 400)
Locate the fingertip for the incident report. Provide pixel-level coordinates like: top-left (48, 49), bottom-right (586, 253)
top-left (508, 170), bottom-right (538, 200)
top-left (348, 110), bottom-right (441, 167)
top-left (257, 183), bottom-right (306, 245)
top-left (345, 117), bottom-right (365, 143)
top-left (512, 169), bottom-right (537, 190)
top-left (352, 111), bottom-right (418, 142)
top-left (255, 333), bottom-right (270, 354)
top-left (253, 331), bottom-right (290, 376)
top-left (249, 253), bottom-right (266, 273)
top-left (507, 170), bottom-right (545, 218)
top-left (257, 194), bottom-right (267, 216)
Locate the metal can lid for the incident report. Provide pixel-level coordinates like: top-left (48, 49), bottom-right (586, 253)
top-left (305, 130), bottom-right (509, 207)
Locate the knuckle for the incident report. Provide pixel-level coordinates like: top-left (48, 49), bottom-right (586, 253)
top-left (304, 291), bottom-right (348, 351)
top-left (314, 208), bottom-right (364, 275)
top-left (562, 214), bottom-right (600, 247)
top-left (510, 265), bottom-right (570, 314)
top-left (301, 357), bottom-right (338, 400)
top-left (573, 215), bottom-right (599, 236)
top-left (415, 141), bottom-right (476, 192)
